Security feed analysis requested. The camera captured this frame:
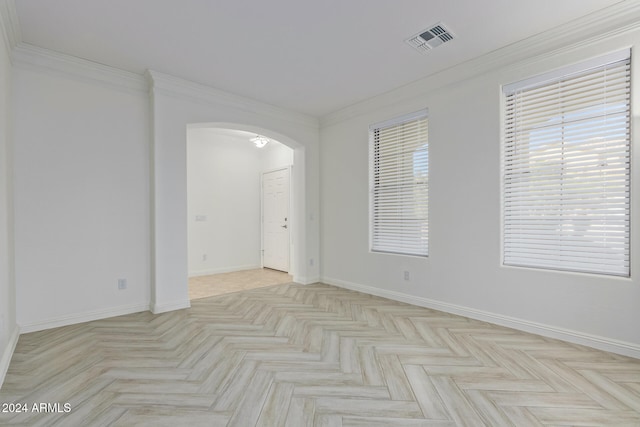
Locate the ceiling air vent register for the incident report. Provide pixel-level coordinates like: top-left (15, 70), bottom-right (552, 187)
top-left (406, 23), bottom-right (454, 53)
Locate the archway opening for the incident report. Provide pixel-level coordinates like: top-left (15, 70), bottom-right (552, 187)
top-left (185, 123), bottom-right (303, 299)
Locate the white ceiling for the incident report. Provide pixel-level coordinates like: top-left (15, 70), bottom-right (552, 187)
top-left (188, 127), bottom-right (288, 150)
top-left (13, 0), bottom-right (624, 117)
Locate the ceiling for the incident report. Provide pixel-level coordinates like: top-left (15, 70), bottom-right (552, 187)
top-left (188, 127), bottom-right (289, 150)
top-left (13, 0), bottom-right (624, 118)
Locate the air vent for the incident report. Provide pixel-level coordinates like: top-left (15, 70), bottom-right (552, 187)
top-left (405, 23), bottom-right (454, 53)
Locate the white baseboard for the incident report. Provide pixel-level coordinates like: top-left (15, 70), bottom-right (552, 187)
top-left (150, 299), bottom-right (191, 314)
top-left (293, 275), bottom-right (320, 285)
top-left (188, 264), bottom-right (262, 278)
top-left (322, 276), bottom-right (640, 359)
top-left (19, 302), bottom-right (150, 334)
top-left (0, 325), bottom-right (20, 389)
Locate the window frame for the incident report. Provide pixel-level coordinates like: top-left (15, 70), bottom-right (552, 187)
top-left (501, 50), bottom-right (632, 277)
top-left (369, 109), bottom-right (429, 258)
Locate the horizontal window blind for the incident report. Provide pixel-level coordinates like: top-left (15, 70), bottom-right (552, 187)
top-left (370, 111), bottom-right (428, 257)
top-left (503, 53), bottom-right (631, 276)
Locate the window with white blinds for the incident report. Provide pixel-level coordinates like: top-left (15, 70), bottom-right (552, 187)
top-left (502, 51), bottom-right (631, 276)
top-left (370, 110), bottom-right (428, 257)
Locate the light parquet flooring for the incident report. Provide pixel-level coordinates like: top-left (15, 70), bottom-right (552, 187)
top-left (2, 283), bottom-right (640, 426)
top-left (188, 268), bottom-right (292, 300)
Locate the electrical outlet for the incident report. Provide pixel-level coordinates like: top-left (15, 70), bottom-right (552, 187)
top-left (118, 278), bottom-right (127, 290)
top-left (202, 254), bottom-right (207, 261)
top-left (403, 271), bottom-right (410, 281)
top-left (309, 258), bottom-right (314, 266)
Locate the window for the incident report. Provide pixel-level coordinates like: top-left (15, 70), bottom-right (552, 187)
top-left (502, 50), bottom-right (631, 276)
top-left (370, 110), bottom-right (428, 257)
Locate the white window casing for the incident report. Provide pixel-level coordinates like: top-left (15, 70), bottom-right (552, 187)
top-left (370, 110), bottom-right (429, 257)
top-left (502, 50), bottom-right (631, 277)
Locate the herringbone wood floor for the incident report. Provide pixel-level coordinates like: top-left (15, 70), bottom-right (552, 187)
top-left (1, 283), bottom-right (640, 426)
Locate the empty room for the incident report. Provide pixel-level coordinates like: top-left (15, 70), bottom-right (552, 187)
top-left (1, 0), bottom-right (640, 425)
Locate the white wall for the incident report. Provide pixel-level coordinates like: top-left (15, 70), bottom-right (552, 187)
top-left (320, 25), bottom-right (640, 356)
top-left (187, 129), bottom-right (263, 276)
top-left (261, 139), bottom-right (294, 172)
top-left (188, 129), bottom-right (294, 277)
top-left (12, 55), bottom-right (151, 331)
top-left (0, 11), bottom-right (17, 385)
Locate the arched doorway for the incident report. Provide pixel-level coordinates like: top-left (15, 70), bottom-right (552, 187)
top-left (186, 125), bottom-right (296, 299)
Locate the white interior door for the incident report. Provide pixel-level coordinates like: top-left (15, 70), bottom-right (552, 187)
top-left (263, 168), bottom-right (290, 272)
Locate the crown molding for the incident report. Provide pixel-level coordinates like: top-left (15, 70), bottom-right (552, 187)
top-left (12, 43), bottom-right (148, 94)
top-left (146, 70), bottom-right (319, 131)
top-left (0, 0), bottom-right (20, 54)
top-left (320, 0), bottom-right (640, 127)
